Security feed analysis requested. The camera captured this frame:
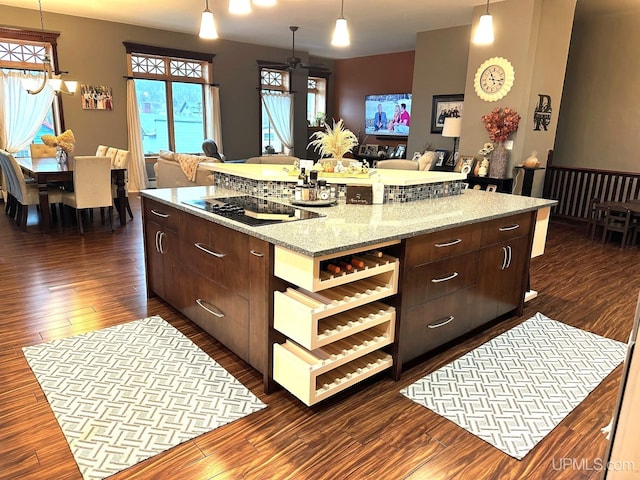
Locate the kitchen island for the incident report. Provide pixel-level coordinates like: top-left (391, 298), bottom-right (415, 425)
top-left (141, 185), bottom-right (555, 406)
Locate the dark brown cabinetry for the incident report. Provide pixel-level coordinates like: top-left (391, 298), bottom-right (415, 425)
top-left (395, 211), bottom-right (535, 375)
top-left (143, 199), bottom-right (181, 305)
top-left (141, 197), bottom-right (271, 378)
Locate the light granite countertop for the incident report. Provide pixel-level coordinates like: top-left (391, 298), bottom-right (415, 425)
top-left (199, 162), bottom-right (467, 186)
top-left (140, 187), bottom-right (556, 257)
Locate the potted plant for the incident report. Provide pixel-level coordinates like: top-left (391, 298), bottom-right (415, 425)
top-left (308, 119), bottom-right (358, 171)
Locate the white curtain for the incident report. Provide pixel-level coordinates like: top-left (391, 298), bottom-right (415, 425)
top-left (205, 85), bottom-right (224, 156)
top-left (126, 79), bottom-right (149, 191)
top-left (261, 92), bottom-right (293, 154)
top-left (0, 71), bottom-right (54, 153)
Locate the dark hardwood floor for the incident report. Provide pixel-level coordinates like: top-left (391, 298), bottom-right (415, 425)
top-left (1, 197), bottom-right (638, 480)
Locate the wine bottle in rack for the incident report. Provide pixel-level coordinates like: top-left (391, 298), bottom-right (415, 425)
top-left (337, 260), bottom-right (354, 272)
top-left (321, 261), bottom-right (341, 275)
top-left (363, 249), bottom-right (384, 258)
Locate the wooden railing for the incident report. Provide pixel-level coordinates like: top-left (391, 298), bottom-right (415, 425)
top-left (543, 166), bottom-right (640, 222)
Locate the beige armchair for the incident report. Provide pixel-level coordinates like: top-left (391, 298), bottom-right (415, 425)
top-left (375, 159), bottom-right (419, 170)
top-left (111, 149), bottom-right (133, 220)
top-left (246, 155), bottom-right (300, 165)
top-left (62, 156), bottom-right (114, 234)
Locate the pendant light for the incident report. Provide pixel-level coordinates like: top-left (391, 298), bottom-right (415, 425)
top-left (229, 0), bottom-right (252, 15)
top-left (331, 0), bottom-right (350, 47)
top-left (199, 0), bottom-right (218, 39)
top-left (473, 0), bottom-right (494, 45)
top-left (25, 0), bottom-right (77, 95)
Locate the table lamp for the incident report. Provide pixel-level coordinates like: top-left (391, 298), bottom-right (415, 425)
top-left (442, 117), bottom-right (462, 159)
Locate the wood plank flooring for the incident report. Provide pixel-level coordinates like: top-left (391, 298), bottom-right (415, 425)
top-left (1, 197), bottom-right (638, 480)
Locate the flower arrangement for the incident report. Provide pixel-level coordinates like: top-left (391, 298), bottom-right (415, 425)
top-left (308, 119), bottom-right (358, 160)
top-left (41, 129), bottom-right (76, 153)
top-left (481, 107), bottom-right (521, 143)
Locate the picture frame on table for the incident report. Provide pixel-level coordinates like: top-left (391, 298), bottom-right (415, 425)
top-left (357, 144), bottom-right (368, 156)
top-left (431, 94), bottom-right (464, 133)
top-left (393, 144), bottom-right (407, 159)
top-left (432, 149), bottom-right (454, 171)
top-left (486, 184), bottom-right (498, 193)
top-left (455, 155), bottom-right (477, 174)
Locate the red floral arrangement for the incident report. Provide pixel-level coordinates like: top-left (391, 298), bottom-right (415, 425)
top-left (481, 107), bottom-right (521, 143)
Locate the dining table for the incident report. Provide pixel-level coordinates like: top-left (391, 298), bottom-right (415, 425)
top-left (17, 156), bottom-right (127, 233)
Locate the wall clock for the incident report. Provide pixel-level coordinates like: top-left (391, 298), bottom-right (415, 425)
top-left (474, 57), bottom-right (515, 102)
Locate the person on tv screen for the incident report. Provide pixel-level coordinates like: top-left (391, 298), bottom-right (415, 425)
top-left (394, 103), bottom-right (411, 134)
top-left (387, 104), bottom-right (401, 131)
top-left (373, 104), bottom-right (387, 131)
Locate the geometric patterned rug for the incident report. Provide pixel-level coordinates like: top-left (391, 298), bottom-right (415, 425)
top-left (22, 315), bottom-right (266, 480)
top-left (400, 312), bottom-right (627, 459)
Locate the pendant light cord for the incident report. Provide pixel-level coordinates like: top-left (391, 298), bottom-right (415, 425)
top-left (340, 0), bottom-right (344, 19)
top-left (485, 0), bottom-right (490, 15)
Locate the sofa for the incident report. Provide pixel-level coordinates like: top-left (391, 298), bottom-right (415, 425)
top-left (245, 155), bottom-right (299, 165)
top-left (154, 150), bottom-right (220, 188)
top-left (375, 151), bottom-right (439, 171)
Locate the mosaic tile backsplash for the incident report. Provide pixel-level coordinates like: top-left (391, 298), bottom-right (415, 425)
top-left (212, 172), bottom-right (464, 203)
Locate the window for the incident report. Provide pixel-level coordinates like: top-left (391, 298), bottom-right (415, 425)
top-left (307, 76), bottom-right (327, 126)
top-left (125, 44), bottom-right (213, 155)
top-left (0, 28), bottom-right (61, 157)
top-left (260, 68), bottom-right (289, 154)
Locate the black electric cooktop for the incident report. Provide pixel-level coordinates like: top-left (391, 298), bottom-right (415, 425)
top-left (183, 195), bottom-right (324, 227)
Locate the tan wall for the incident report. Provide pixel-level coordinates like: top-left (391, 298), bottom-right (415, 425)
top-left (0, 5), bottom-right (319, 160)
top-left (408, 25), bottom-right (471, 157)
top-left (554, 7), bottom-right (640, 173)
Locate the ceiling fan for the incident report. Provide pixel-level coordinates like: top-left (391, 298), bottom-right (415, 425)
top-left (260, 26), bottom-right (328, 71)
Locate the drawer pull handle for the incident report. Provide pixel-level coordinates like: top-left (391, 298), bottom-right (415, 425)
top-left (431, 272), bottom-right (459, 283)
top-left (250, 250), bottom-right (264, 257)
top-left (428, 316), bottom-right (454, 329)
top-left (499, 224), bottom-right (520, 232)
top-left (194, 243), bottom-right (226, 258)
top-left (151, 209), bottom-right (169, 218)
top-left (196, 298), bottom-right (225, 318)
top-left (434, 239), bottom-right (461, 248)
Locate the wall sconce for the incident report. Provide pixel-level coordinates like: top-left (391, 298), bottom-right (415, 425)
top-left (331, 0), bottom-right (350, 47)
top-left (199, 0), bottom-right (218, 39)
top-left (473, 0), bottom-right (494, 45)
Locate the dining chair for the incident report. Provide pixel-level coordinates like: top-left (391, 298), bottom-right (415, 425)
top-left (29, 143), bottom-right (57, 158)
top-left (61, 155), bottom-right (114, 235)
top-left (95, 145), bottom-right (109, 156)
top-left (112, 149), bottom-right (133, 219)
top-left (586, 197), bottom-right (608, 241)
top-left (601, 204), bottom-right (636, 248)
top-left (105, 147), bottom-right (118, 163)
top-left (0, 149), bottom-right (64, 230)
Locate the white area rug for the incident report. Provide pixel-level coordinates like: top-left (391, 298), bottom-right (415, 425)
top-left (401, 312), bottom-right (626, 459)
top-left (23, 315), bottom-right (266, 480)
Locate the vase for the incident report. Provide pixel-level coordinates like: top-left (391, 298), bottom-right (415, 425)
top-left (489, 142), bottom-right (508, 179)
top-left (56, 147), bottom-right (67, 165)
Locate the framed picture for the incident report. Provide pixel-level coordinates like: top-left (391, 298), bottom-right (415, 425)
top-left (486, 184), bottom-right (498, 193)
top-left (357, 144), bottom-right (368, 156)
top-left (432, 149), bottom-right (453, 170)
top-left (81, 84), bottom-right (113, 110)
top-left (455, 155), bottom-right (476, 174)
top-left (431, 94), bottom-right (464, 133)
top-left (394, 144), bottom-right (407, 159)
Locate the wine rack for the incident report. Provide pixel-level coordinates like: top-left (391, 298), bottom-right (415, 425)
top-left (272, 241), bottom-right (399, 405)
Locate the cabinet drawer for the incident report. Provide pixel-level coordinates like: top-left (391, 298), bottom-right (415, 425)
top-left (405, 224), bottom-right (482, 267)
top-left (143, 198), bottom-right (179, 231)
top-left (401, 288), bottom-right (475, 363)
top-left (481, 212), bottom-right (533, 246)
top-left (404, 250), bottom-right (478, 307)
top-left (181, 213), bottom-right (249, 296)
top-left (274, 242), bottom-right (399, 292)
top-left (273, 339), bottom-right (393, 406)
top-left (274, 294), bottom-right (395, 349)
top-left (182, 275), bottom-right (250, 364)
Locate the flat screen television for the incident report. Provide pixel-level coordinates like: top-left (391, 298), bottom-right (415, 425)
top-left (364, 93), bottom-right (412, 137)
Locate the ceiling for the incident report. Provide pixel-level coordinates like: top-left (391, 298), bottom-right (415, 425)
top-left (1, 0), bottom-right (639, 59)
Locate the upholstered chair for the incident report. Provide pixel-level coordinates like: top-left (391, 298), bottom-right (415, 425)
top-left (95, 145), bottom-right (109, 156)
top-left (375, 159), bottom-right (419, 170)
top-left (29, 143), bottom-right (57, 158)
top-left (111, 149), bottom-right (133, 220)
top-left (105, 147), bottom-right (118, 163)
top-left (0, 149), bottom-right (64, 230)
top-left (61, 156), bottom-right (114, 235)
